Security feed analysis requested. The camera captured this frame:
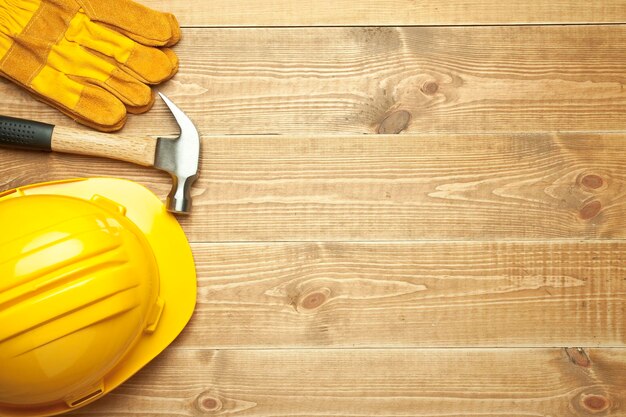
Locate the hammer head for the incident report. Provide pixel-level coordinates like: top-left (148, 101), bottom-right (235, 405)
top-left (154, 93), bottom-right (200, 214)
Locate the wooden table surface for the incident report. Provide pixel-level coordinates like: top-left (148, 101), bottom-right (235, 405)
top-left (2, 1), bottom-right (626, 415)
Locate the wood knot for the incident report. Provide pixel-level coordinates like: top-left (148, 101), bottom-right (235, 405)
top-left (581, 174), bottom-right (604, 190)
top-left (301, 291), bottom-right (328, 310)
top-left (579, 200), bottom-right (602, 220)
top-left (421, 81), bottom-right (439, 95)
top-left (378, 110), bottom-right (411, 134)
top-left (196, 393), bottom-right (222, 413)
top-left (581, 394), bottom-right (610, 413)
top-left (565, 347), bottom-right (590, 368)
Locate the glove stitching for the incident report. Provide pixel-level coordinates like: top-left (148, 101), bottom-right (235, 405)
top-left (75, 1), bottom-right (95, 21)
top-left (117, 46), bottom-right (151, 85)
top-left (26, 25), bottom-right (72, 85)
top-left (0, 4), bottom-right (40, 73)
top-left (6, 3), bottom-right (79, 85)
top-left (72, 71), bottom-right (136, 105)
top-left (124, 44), bottom-right (141, 75)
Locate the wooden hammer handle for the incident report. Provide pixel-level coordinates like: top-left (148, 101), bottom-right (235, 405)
top-left (0, 115), bottom-right (156, 167)
top-left (52, 126), bottom-right (157, 167)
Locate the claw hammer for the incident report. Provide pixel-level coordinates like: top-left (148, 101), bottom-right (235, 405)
top-left (0, 93), bottom-right (200, 214)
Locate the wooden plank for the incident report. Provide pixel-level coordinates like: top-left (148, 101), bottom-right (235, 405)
top-left (75, 348), bottom-right (626, 416)
top-left (173, 242), bottom-right (626, 348)
top-left (2, 132), bottom-right (626, 241)
top-left (140, 0), bottom-right (626, 26)
top-left (4, 25), bottom-right (626, 135)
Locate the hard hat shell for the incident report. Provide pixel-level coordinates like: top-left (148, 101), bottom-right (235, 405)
top-left (0, 178), bottom-right (196, 417)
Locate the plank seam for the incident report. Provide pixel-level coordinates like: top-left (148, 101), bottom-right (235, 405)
top-left (178, 23), bottom-right (626, 29)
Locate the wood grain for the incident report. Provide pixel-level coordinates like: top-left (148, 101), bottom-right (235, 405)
top-left (2, 132), bottom-right (625, 241)
top-left (3, 25), bottom-right (626, 135)
top-left (51, 126), bottom-right (157, 167)
top-left (140, 0), bottom-right (626, 26)
top-left (75, 348), bottom-right (626, 416)
top-left (1, 7), bottom-right (625, 414)
top-left (170, 241), bottom-right (626, 348)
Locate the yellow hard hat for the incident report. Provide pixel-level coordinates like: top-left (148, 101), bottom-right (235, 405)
top-left (0, 178), bottom-right (196, 417)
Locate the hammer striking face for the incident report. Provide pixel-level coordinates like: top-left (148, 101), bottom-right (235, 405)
top-left (0, 94), bottom-right (201, 214)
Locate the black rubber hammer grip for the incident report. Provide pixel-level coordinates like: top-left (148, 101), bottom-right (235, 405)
top-left (0, 115), bottom-right (54, 151)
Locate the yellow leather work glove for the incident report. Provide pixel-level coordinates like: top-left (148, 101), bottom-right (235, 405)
top-left (0, 0), bottom-right (180, 131)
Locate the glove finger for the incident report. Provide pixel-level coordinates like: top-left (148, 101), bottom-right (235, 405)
top-left (77, 0), bottom-right (180, 47)
top-left (123, 45), bottom-right (179, 84)
top-left (81, 67), bottom-right (156, 113)
top-left (65, 11), bottom-right (178, 84)
top-left (104, 67), bottom-right (156, 114)
top-left (46, 35), bottom-right (154, 108)
top-left (28, 65), bottom-right (127, 131)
